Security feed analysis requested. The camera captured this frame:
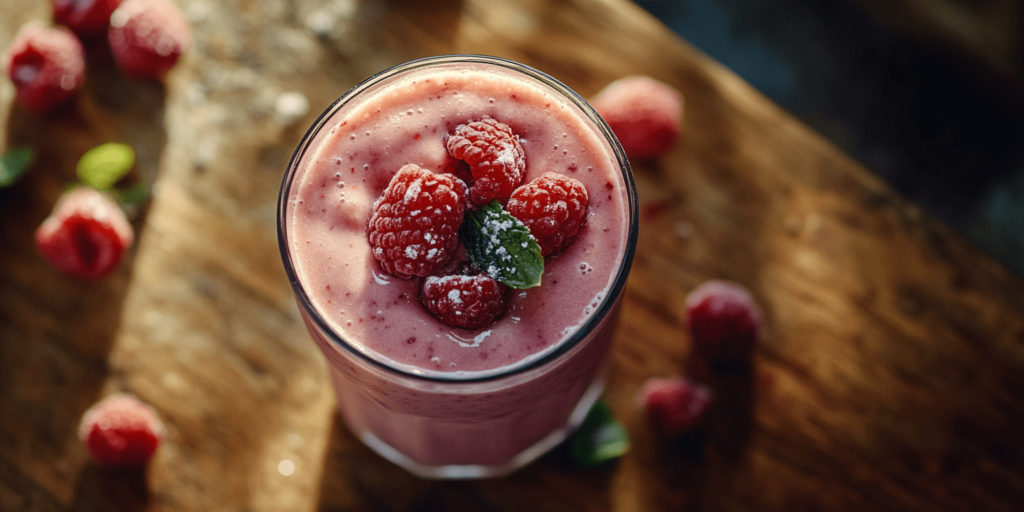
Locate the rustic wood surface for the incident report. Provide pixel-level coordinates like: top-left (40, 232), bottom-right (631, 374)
top-left (3, 0), bottom-right (1024, 510)
top-left (850, 0), bottom-right (1024, 96)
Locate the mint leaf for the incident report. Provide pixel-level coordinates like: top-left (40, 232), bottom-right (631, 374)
top-left (77, 143), bottom-right (135, 190)
top-left (569, 399), bottom-right (630, 467)
top-left (112, 182), bottom-right (150, 206)
top-left (0, 147), bottom-right (33, 188)
top-left (460, 201), bottom-right (543, 289)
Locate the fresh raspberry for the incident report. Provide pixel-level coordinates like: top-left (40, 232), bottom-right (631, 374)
top-left (507, 172), bottom-right (588, 258)
top-left (35, 187), bottom-right (134, 279)
top-left (367, 164), bottom-right (467, 279)
top-left (590, 75), bottom-right (683, 161)
top-left (108, 0), bottom-right (190, 79)
top-left (52, 0), bottom-right (124, 37)
top-left (422, 265), bottom-right (508, 330)
top-left (4, 24), bottom-right (86, 113)
top-left (685, 280), bottom-right (763, 360)
top-left (446, 116), bottom-right (525, 206)
top-left (78, 393), bottom-right (165, 467)
top-left (637, 377), bottom-right (713, 436)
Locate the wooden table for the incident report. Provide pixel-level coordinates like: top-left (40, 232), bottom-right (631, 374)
top-left (2, 0), bottom-right (1023, 510)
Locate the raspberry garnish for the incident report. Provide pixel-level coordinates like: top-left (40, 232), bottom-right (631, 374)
top-left (78, 393), bottom-right (165, 467)
top-left (367, 164), bottom-right (467, 279)
top-left (590, 75), bottom-right (683, 161)
top-left (445, 116), bottom-right (526, 206)
top-left (4, 24), bottom-right (85, 113)
top-left (507, 172), bottom-right (588, 258)
top-left (35, 187), bottom-right (134, 279)
top-left (684, 280), bottom-right (763, 360)
top-left (53, 0), bottom-right (124, 37)
top-left (637, 377), bottom-right (713, 436)
top-left (108, 0), bottom-right (190, 79)
top-left (422, 264), bottom-right (508, 330)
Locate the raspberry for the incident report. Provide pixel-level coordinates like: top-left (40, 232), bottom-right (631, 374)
top-left (637, 377), bottom-right (713, 436)
top-left (108, 0), bottom-right (190, 79)
top-left (507, 172), bottom-right (588, 257)
top-left (685, 280), bottom-right (763, 360)
top-left (78, 393), bottom-right (165, 466)
top-left (367, 164), bottom-right (467, 279)
top-left (35, 187), bottom-right (134, 279)
top-left (446, 116), bottom-right (526, 206)
top-left (590, 75), bottom-right (683, 161)
top-left (4, 24), bottom-right (86, 113)
top-left (422, 265), bottom-right (508, 330)
top-left (52, 0), bottom-right (124, 36)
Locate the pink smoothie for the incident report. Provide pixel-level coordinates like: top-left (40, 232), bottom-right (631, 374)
top-left (281, 57), bottom-right (635, 476)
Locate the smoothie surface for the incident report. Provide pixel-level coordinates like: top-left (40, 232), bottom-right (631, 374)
top-left (288, 64), bottom-right (629, 376)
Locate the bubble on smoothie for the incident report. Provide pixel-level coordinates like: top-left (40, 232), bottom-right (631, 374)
top-left (372, 270), bottom-right (390, 285)
top-left (447, 330), bottom-right (493, 348)
top-left (582, 291), bottom-right (605, 316)
top-left (579, 262), bottom-right (594, 276)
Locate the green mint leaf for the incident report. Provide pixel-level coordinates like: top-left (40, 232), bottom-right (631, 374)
top-left (77, 143), bottom-right (135, 190)
top-left (460, 200), bottom-right (543, 289)
top-left (112, 182), bottom-right (150, 206)
top-left (569, 400), bottom-right (630, 467)
top-left (0, 147), bottom-right (34, 188)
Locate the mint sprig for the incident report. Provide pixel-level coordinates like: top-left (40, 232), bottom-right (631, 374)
top-left (77, 143), bottom-right (135, 190)
top-left (460, 201), bottom-right (544, 289)
top-left (569, 399), bottom-right (630, 467)
top-left (0, 147), bottom-right (33, 188)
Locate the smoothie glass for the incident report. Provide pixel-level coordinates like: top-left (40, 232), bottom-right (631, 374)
top-left (278, 55), bottom-right (638, 478)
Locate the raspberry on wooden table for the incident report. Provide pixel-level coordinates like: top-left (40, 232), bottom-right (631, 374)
top-left (35, 187), bottom-right (134, 279)
top-left (637, 377), bottom-right (713, 436)
top-left (4, 24), bottom-right (85, 113)
top-left (78, 393), bottom-right (165, 467)
top-left (685, 280), bottom-right (763, 360)
top-left (367, 164), bottom-right (468, 279)
top-left (507, 172), bottom-right (589, 258)
top-left (52, 0), bottom-right (124, 36)
top-left (446, 116), bottom-right (526, 206)
top-left (108, 0), bottom-right (190, 79)
top-left (590, 75), bottom-right (683, 161)
top-left (422, 265), bottom-right (508, 330)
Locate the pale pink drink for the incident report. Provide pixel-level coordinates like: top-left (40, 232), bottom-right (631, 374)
top-left (278, 56), bottom-right (637, 478)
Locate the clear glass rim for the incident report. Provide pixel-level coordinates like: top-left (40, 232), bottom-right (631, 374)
top-left (277, 54), bottom-right (639, 384)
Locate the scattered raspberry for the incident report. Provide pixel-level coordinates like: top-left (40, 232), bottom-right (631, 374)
top-left (367, 164), bottom-right (467, 279)
top-left (685, 280), bottom-right (763, 360)
top-left (446, 116), bottom-right (526, 206)
top-left (507, 172), bottom-right (588, 257)
top-left (78, 393), bottom-right (165, 467)
top-left (4, 24), bottom-right (85, 113)
top-left (35, 187), bottom-right (134, 279)
top-left (422, 265), bottom-right (508, 330)
top-left (637, 377), bottom-right (713, 436)
top-left (590, 75), bottom-right (683, 161)
top-left (52, 0), bottom-right (124, 36)
top-left (108, 0), bottom-right (190, 79)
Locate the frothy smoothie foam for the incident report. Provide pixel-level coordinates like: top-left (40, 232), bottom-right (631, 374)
top-left (279, 56), bottom-right (637, 478)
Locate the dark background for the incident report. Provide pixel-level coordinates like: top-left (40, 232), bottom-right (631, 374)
top-left (636, 0), bottom-right (1024, 278)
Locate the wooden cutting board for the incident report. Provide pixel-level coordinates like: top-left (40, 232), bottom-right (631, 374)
top-left (1, 0), bottom-right (1022, 510)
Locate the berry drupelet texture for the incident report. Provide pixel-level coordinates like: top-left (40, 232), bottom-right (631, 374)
top-left (367, 164), bottom-right (468, 279)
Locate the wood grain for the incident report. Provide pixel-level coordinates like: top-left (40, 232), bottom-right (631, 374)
top-left (2, 0), bottom-right (1023, 510)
